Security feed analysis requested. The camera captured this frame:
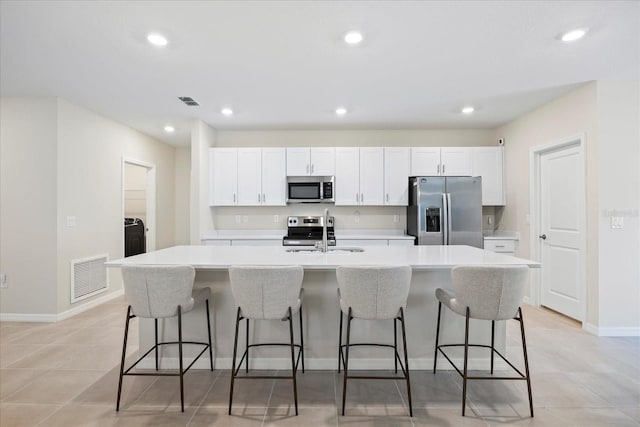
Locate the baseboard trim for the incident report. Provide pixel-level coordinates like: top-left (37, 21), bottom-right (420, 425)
top-left (583, 322), bottom-right (640, 337)
top-left (0, 289), bottom-right (124, 323)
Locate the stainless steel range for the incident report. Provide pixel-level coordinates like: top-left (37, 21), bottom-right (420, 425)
top-left (282, 215), bottom-right (336, 247)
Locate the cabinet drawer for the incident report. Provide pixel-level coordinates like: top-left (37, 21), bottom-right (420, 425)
top-left (484, 239), bottom-right (516, 253)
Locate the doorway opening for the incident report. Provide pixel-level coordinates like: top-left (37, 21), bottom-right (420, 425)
top-left (122, 158), bottom-right (156, 257)
top-left (529, 134), bottom-right (586, 322)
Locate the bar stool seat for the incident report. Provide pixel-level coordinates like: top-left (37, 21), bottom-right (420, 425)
top-left (228, 265), bottom-right (305, 416)
top-left (116, 265), bottom-right (213, 412)
top-left (433, 265), bottom-right (534, 417)
top-left (336, 265), bottom-right (413, 417)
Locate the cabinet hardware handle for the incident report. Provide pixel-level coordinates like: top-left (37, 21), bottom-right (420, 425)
top-left (386, 193), bottom-right (389, 202)
top-left (361, 193), bottom-right (364, 202)
top-left (356, 193), bottom-right (359, 203)
top-left (437, 164), bottom-right (440, 174)
top-left (258, 193), bottom-right (261, 203)
top-left (495, 245), bottom-right (505, 248)
top-left (262, 193), bottom-right (265, 203)
top-left (306, 164), bottom-right (309, 174)
top-left (311, 164), bottom-right (314, 174)
top-left (443, 164), bottom-right (446, 174)
top-left (233, 193), bottom-right (236, 203)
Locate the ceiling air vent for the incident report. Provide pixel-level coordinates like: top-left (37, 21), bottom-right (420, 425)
top-left (178, 96), bottom-right (200, 106)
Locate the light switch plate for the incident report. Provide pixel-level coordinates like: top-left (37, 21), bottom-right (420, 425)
top-left (0, 274), bottom-right (7, 288)
top-left (611, 216), bottom-right (624, 229)
top-left (393, 214), bottom-right (399, 223)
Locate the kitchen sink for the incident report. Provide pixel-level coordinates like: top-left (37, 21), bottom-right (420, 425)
top-left (285, 247), bottom-right (364, 253)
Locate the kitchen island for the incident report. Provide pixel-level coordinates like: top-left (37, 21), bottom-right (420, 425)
top-left (106, 245), bottom-right (539, 370)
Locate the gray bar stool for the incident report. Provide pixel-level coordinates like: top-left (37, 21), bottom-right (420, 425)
top-left (336, 265), bottom-right (413, 417)
top-left (433, 265), bottom-right (533, 417)
top-left (228, 265), bottom-right (304, 416)
top-left (116, 265), bottom-right (213, 412)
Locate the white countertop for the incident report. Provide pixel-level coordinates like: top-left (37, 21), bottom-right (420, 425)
top-left (106, 245), bottom-right (539, 270)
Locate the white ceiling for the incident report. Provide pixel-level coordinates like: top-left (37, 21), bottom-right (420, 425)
top-left (1, 1), bottom-right (638, 147)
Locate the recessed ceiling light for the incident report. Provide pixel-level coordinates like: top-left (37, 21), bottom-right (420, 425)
top-left (164, 125), bottom-right (175, 133)
top-left (336, 107), bottom-right (347, 115)
top-left (344, 31), bottom-right (363, 45)
top-left (221, 108), bottom-right (233, 116)
top-left (461, 106), bottom-right (475, 114)
top-left (561, 28), bottom-right (587, 42)
top-left (147, 33), bottom-right (168, 47)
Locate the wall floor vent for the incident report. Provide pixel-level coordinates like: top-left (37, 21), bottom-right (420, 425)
top-left (71, 254), bottom-right (109, 303)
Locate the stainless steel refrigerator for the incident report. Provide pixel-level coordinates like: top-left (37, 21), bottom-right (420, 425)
top-left (407, 176), bottom-right (483, 248)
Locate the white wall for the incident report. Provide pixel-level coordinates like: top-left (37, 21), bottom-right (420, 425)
top-left (0, 97), bottom-right (178, 316)
top-left (174, 147), bottom-right (191, 245)
top-left (190, 120), bottom-right (217, 243)
top-left (207, 129), bottom-right (497, 233)
top-left (0, 98), bottom-right (59, 315)
top-left (596, 80), bottom-right (640, 332)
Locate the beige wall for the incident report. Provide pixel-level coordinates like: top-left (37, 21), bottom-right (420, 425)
top-left (207, 129), bottom-right (497, 233)
top-left (496, 80), bottom-right (640, 331)
top-left (0, 97), bottom-right (177, 316)
top-left (174, 147), bottom-right (191, 245)
top-left (0, 98), bottom-right (59, 315)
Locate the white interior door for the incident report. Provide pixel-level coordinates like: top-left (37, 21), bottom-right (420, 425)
top-left (539, 144), bottom-right (584, 320)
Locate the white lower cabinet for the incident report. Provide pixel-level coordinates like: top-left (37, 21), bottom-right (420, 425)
top-left (484, 238), bottom-right (516, 255)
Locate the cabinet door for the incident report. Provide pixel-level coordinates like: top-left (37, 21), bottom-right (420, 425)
top-left (286, 147), bottom-right (310, 176)
top-left (410, 147), bottom-right (441, 175)
top-left (236, 148), bottom-right (262, 205)
top-left (472, 147), bottom-right (505, 205)
top-left (441, 147), bottom-right (472, 176)
top-left (310, 147), bottom-right (335, 176)
top-left (209, 148), bottom-right (237, 206)
top-left (261, 148), bottom-right (286, 205)
top-left (359, 147), bottom-right (384, 205)
top-left (384, 147), bottom-right (410, 205)
top-left (335, 147), bottom-right (360, 205)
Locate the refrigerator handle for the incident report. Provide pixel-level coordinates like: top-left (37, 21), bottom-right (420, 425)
top-left (446, 193), bottom-right (452, 245)
top-left (442, 193), bottom-right (448, 245)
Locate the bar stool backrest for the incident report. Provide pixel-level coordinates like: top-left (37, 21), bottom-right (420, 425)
top-left (451, 265), bottom-right (529, 320)
top-left (121, 265), bottom-right (196, 319)
top-left (229, 265), bottom-right (304, 320)
top-left (336, 266), bottom-right (412, 320)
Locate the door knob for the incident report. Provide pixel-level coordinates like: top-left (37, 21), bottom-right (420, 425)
top-left (539, 234), bottom-right (547, 240)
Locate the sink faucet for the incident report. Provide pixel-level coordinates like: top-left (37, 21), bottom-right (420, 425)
top-left (315, 208), bottom-right (330, 252)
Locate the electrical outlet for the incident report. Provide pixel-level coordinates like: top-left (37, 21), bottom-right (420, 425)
top-left (354, 211), bottom-right (360, 224)
top-left (273, 214), bottom-right (279, 223)
top-left (0, 274), bottom-right (7, 289)
top-left (243, 215), bottom-right (248, 223)
top-left (67, 216), bottom-right (76, 227)
top-left (235, 215), bottom-right (241, 224)
top-left (393, 214), bottom-right (399, 223)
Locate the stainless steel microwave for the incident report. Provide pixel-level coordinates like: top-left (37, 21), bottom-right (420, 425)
top-left (286, 176), bottom-right (334, 203)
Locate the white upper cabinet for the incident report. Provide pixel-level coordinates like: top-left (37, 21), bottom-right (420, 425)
top-left (410, 147), bottom-right (441, 175)
top-left (440, 147), bottom-right (472, 176)
top-left (472, 146), bottom-right (505, 206)
top-left (210, 148), bottom-right (237, 206)
top-left (236, 148), bottom-right (262, 205)
top-left (286, 147), bottom-right (335, 176)
top-left (410, 147), bottom-right (472, 176)
top-left (261, 148), bottom-right (286, 205)
top-left (335, 147), bottom-right (383, 205)
top-left (210, 147), bottom-right (286, 206)
top-left (384, 147), bottom-right (410, 205)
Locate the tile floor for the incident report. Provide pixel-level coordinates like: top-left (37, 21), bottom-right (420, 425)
top-left (1, 297), bottom-right (639, 426)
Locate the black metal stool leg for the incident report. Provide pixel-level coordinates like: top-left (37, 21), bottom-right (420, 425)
top-left (245, 318), bottom-right (250, 373)
top-left (299, 305), bottom-right (305, 373)
top-left (206, 299), bottom-right (213, 371)
top-left (433, 301), bottom-right (442, 374)
top-left (394, 317), bottom-right (398, 374)
top-left (116, 306), bottom-right (132, 411)
top-left (178, 305), bottom-right (184, 412)
top-left (338, 310), bottom-right (343, 373)
top-left (341, 307), bottom-right (352, 416)
top-left (519, 307), bottom-right (534, 417)
top-left (228, 307), bottom-right (241, 415)
top-left (288, 307), bottom-right (299, 415)
top-left (155, 318), bottom-right (159, 370)
top-left (490, 320), bottom-right (495, 374)
top-left (462, 306), bottom-right (470, 416)
top-left (400, 307), bottom-right (413, 417)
